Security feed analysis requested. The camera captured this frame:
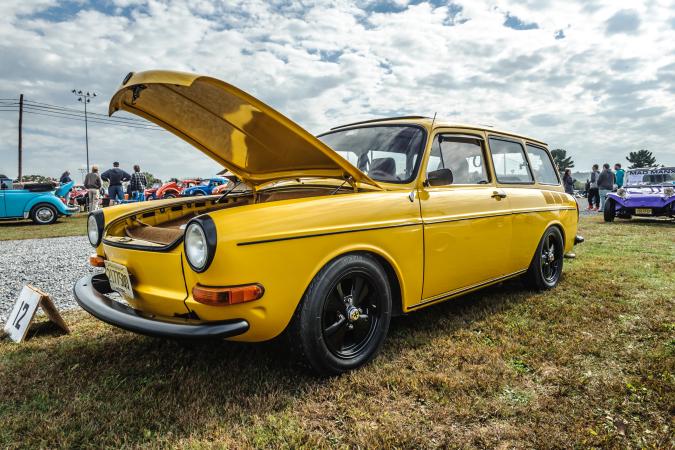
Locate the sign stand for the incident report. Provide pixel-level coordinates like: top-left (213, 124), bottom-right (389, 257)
top-left (3, 285), bottom-right (70, 343)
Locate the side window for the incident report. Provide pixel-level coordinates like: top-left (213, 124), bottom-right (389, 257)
top-left (489, 138), bottom-right (534, 183)
top-left (525, 144), bottom-right (560, 184)
top-left (426, 135), bottom-right (489, 185)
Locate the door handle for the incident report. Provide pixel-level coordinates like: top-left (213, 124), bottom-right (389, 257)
top-left (491, 190), bottom-right (507, 199)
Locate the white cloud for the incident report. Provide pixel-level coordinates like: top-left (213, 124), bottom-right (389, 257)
top-left (0, 0), bottom-right (674, 181)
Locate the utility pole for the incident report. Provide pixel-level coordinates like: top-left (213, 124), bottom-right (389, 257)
top-left (71, 89), bottom-right (96, 171)
top-left (18, 94), bottom-right (23, 182)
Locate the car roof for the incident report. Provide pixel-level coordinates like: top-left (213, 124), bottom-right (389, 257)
top-left (326, 116), bottom-right (547, 146)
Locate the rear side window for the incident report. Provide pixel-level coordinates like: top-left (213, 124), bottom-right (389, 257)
top-left (526, 144), bottom-right (560, 184)
top-left (426, 135), bottom-right (489, 185)
top-left (489, 138), bottom-right (533, 183)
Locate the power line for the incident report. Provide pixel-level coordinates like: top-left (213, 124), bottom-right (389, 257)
top-left (21, 105), bottom-right (163, 127)
top-left (20, 110), bottom-right (165, 130)
top-left (23, 99), bottom-right (152, 124)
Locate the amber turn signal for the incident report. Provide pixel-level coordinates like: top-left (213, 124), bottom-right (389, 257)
top-left (192, 284), bottom-right (264, 306)
top-left (89, 254), bottom-right (106, 267)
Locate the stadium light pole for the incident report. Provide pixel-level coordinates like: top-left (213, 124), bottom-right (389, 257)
top-left (71, 89), bottom-right (96, 171)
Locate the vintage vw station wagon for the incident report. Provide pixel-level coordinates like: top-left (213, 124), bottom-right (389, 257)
top-left (75, 71), bottom-right (583, 375)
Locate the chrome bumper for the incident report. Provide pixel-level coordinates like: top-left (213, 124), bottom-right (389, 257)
top-left (73, 273), bottom-right (249, 339)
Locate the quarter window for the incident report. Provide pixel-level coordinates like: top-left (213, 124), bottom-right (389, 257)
top-left (426, 135), bottom-right (489, 185)
top-left (526, 144), bottom-right (559, 184)
top-left (489, 138), bottom-right (534, 183)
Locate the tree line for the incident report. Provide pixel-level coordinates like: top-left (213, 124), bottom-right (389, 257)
top-left (551, 149), bottom-right (659, 172)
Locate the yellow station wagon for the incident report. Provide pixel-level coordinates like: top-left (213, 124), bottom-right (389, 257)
top-left (75, 70), bottom-right (583, 375)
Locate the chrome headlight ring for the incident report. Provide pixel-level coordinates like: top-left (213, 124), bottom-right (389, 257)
top-left (87, 211), bottom-right (104, 247)
top-left (184, 216), bottom-right (217, 273)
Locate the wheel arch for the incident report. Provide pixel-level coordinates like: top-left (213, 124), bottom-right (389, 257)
top-left (306, 245), bottom-right (407, 318)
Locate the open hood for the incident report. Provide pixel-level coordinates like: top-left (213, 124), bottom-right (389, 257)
top-left (109, 70), bottom-right (381, 189)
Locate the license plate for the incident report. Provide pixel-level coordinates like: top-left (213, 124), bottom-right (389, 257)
top-left (635, 208), bottom-right (652, 215)
top-left (104, 261), bottom-right (134, 299)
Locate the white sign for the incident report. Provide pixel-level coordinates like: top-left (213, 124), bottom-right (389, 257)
top-left (3, 285), bottom-right (70, 343)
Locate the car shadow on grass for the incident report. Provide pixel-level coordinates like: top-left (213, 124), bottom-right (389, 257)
top-left (0, 278), bottom-right (534, 446)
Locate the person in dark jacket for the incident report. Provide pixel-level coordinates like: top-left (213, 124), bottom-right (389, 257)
top-left (597, 163), bottom-right (615, 212)
top-left (101, 162), bottom-right (131, 205)
top-left (59, 171), bottom-right (72, 184)
top-left (587, 164), bottom-right (600, 211)
top-left (562, 169), bottom-right (576, 195)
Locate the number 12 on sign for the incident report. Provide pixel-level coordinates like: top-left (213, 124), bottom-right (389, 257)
top-left (4, 286), bottom-right (42, 342)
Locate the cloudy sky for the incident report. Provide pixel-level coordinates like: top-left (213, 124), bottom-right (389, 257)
top-left (0, 0), bottom-right (674, 181)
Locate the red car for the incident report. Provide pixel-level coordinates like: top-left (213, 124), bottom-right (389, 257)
top-left (154, 178), bottom-right (201, 199)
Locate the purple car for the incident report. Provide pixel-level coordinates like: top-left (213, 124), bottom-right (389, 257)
top-left (604, 167), bottom-right (675, 222)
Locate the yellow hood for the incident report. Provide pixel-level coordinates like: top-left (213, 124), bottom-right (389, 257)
top-left (108, 70), bottom-right (381, 189)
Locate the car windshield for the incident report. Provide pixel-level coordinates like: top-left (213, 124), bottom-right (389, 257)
top-left (625, 168), bottom-right (675, 186)
top-left (318, 125), bottom-right (427, 183)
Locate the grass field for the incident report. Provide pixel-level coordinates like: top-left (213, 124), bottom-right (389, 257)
top-left (0, 214), bottom-right (87, 240)
top-left (0, 216), bottom-right (673, 448)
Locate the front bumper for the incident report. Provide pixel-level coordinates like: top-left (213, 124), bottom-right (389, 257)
top-left (74, 273), bottom-right (249, 339)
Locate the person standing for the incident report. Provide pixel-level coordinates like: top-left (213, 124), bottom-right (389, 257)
top-left (129, 165), bottom-right (148, 201)
top-left (597, 163), bottom-right (615, 212)
top-left (562, 169), bottom-right (576, 195)
top-left (614, 163), bottom-right (625, 189)
top-left (587, 164), bottom-right (600, 211)
top-left (59, 171), bottom-right (72, 184)
top-left (84, 165), bottom-right (102, 211)
top-left (101, 162), bottom-right (131, 205)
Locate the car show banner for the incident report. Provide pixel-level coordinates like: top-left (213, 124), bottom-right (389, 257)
top-left (3, 285), bottom-right (70, 342)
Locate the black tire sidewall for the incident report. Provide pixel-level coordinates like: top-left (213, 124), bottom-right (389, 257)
top-left (604, 198), bottom-right (616, 222)
top-left (31, 204), bottom-right (57, 225)
top-left (527, 226), bottom-right (564, 290)
top-left (295, 253), bottom-right (392, 375)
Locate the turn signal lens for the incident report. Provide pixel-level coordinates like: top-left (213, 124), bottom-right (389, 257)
top-left (89, 254), bottom-right (105, 267)
top-left (192, 284), bottom-right (264, 306)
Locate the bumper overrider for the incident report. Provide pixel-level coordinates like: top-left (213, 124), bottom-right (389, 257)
top-left (73, 273), bottom-right (249, 339)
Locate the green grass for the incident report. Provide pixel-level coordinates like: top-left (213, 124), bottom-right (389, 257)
top-left (0, 216), bottom-right (673, 448)
top-left (0, 214), bottom-right (87, 240)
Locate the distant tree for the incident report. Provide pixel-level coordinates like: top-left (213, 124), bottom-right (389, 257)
top-left (22, 174), bottom-right (54, 183)
top-left (550, 149), bottom-right (575, 172)
top-left (626, 149), bottom-right (656, 169)
top-left (142, 172), bottom-right (161, 186)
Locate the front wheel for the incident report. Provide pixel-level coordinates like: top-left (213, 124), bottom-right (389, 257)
top-left (287, 253), bottom-right (392, 375)
top-left (604, 198), bottom-right (616, 222)
top-left (30, 204), bottom-right (58, 225)
top-left (525, 227), bottom-right (564, 290)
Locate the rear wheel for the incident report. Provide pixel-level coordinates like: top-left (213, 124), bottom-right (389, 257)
top-left (287, 253), bottom-right (392, 375)
top-left (525, 227), bottom-right (564, 290)
top-left (604, 198), bottom-right (616, 222)
top-left (193, 191), bottom-right (205, 196)
top-left (163, 192), bottom-right (176, 199)
top-left (30, 204), bottom-right (57, 225)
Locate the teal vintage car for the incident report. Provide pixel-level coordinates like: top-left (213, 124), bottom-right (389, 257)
top-left (0, 177), bottom-right (79, 224)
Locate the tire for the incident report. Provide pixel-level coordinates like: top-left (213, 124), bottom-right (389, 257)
top-left (287, 253), bottom-right (392, 376)
top-left (525, 227), bottom-right (564, 290)
top-left (163, 192), bottom-right (176, 199)
top-left (193, 191), bottom-right (205, 196)
top-left (604, 198), bottom-right (616, 222)
top-left (30, 203), bottom-right (58, 225)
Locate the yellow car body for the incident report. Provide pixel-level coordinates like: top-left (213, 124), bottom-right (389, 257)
top-left (75, 70), bottom-right (580, 372)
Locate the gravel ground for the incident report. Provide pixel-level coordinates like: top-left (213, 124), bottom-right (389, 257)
top-left (0, 236), bottom-right (99, 323)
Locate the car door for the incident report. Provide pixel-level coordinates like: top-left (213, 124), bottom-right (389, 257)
top-left (418, 131), bottom-right (512, 303)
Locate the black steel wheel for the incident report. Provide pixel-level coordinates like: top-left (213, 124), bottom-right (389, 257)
top-left (30, 203), bottom-right (57, 225)
top-left (287, 253), bottom-right (392, 375)
top-left (525, 226), bottom-right (564, 290)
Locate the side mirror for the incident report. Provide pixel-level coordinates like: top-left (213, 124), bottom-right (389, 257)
top-left (426, 168), bottom-right (454, 187)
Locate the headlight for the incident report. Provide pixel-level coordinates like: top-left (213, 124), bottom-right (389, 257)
top-left (184, 217), bottom-right (217, 272)
top-left (617, 188), bottom-right (626, 198)
top-left (664, 187), bottom-right (674, 197)
top-left (87, 212), bottom-right (103, 247)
